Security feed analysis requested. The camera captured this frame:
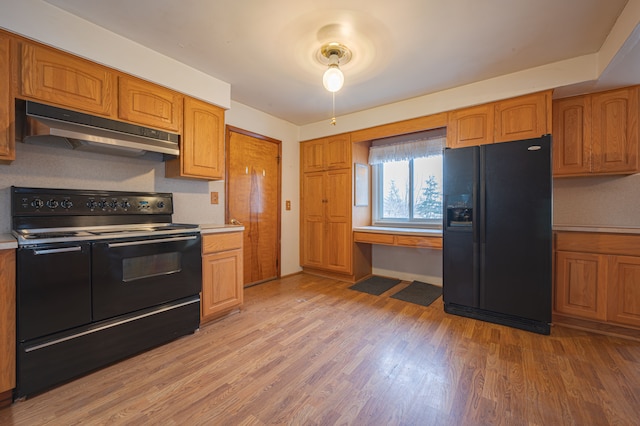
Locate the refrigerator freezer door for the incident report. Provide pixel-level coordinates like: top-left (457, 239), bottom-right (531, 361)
top-left (480, 136), bottom-right (552, 323)
top-left (442, 146), bottom-right (480, 308)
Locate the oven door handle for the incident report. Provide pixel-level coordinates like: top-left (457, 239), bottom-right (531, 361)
top-left (106, 235), bottom-right (198, 248)
top-left (33, 246), bottom-right (83, 255)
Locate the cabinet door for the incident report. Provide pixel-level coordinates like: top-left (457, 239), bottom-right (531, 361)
top-left (552, 96), bottom-right (592, 176)
top-left (0, 250), bottom-right (16, 395)
top-left (118, 76), bottom-right (183, 132)
top-left (0, 34), bottom-right (14, 162)
top-left (201, 249), bottom-right (243, 322)
top-left (494, 92), bottom-right (549, 143)
top-left (325, 134), bottom-right (351, 169)
top-left (302, 135), bottom-right (351, 172)
top-left (324, 169), bottom-right (351, 272)
top-left (555, 251), bottom-right (607, 321)
top-left (608, 255), bottom-right (640, 328)
top-left (302, 139), bottom-right (325, 173)
top-left (20, 43), bottom-right (116, 117)
top-left (300, 172), bottom-right (325, 268)
top-left (591, 87), bottom-right (639, 174)
top-left (168, 96), bottom-right (224, 179)
top-left (446, 104), bottom-right (494, 148)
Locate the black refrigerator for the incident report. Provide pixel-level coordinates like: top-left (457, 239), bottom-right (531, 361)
top-left (442, 135), bottom-right (552, 334)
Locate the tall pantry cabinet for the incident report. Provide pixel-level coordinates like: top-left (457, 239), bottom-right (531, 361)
top-left (300, 134), bottom-right (371, 282)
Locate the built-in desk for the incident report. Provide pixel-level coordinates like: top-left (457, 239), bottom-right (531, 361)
top-left (353, 226), bottom-right (442, 249)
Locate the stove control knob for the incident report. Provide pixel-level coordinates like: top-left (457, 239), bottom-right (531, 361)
top-left (60, 199), bottom-right (73, 209)
top-left (97, 200), bottom-right (107, 209)
top-left (46, 199), bottom-right (59, 209)
top-left (108, 200), bottom-right (118, 209)
top-left (121, 200), bottom-right (131, 210)
top-left (156, 201), bottom-right (165, 209)
top-left (31, 198), bottom-right (44, 209)
top-left (87, 200), bottom-right (97, 210)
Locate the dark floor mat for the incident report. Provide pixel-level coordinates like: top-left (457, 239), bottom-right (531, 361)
top-left (390, 281), bottom-right (442, 307)
top-left (349, 276), bottom-right (402, 296)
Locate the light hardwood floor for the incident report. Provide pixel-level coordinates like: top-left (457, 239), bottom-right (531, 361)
top-left (1, 273), bottom-right (639, 425)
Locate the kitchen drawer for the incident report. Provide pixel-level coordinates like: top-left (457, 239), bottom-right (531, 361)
top-left (354, 232), bottom-right (394, 245)
top-left (202, 232), bottom-right (243, 254)
top-left (396, 235), bottom-right (443, 249)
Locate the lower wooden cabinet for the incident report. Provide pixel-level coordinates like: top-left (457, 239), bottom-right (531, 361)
top-left (555, 251), bottom-right (608, 321)
top-left (608, 255), bottom-right (640, 328)
top-left (0, 249), bottom-right (16, 407)
top-left (554, 232), bottom-right (640, 331)
top-left (201, 231), bottom-right (244, 323)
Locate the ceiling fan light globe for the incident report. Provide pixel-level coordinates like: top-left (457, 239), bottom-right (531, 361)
top-left (323, 66), bottom-right (344, 92)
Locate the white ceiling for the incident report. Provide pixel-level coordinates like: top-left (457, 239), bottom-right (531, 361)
top-left (44, 0), bottom-right (635, 125)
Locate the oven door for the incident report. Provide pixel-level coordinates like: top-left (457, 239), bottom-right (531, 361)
top-left (17, 242), bottom-right (92, 341)
top-left (92, 233), bottom-right (202, 321)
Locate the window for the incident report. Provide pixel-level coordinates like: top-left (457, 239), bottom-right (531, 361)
top-left (369, 130), bottom-right (445, 228)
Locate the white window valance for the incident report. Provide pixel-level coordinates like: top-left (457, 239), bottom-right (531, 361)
top-left (368, 136), bottom-right (445, 165)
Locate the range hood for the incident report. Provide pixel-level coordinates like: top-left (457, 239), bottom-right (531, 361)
top-left (21, 101), bottom-right (180, 158)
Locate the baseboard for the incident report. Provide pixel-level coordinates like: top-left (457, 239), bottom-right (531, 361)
top-left (0, 389), bottom-right (12, 408)
top-left (553, 313), bottom-right (640, 342)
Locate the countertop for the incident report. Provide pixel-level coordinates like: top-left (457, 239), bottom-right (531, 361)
top-left (554, 225), bottom-right (640, 235)
top-left (353, 226), bottom-right (442, 236)
top-left (0, 234), bottom-right (17, 250)
top-left (199, 224), bottom-right (245, 234)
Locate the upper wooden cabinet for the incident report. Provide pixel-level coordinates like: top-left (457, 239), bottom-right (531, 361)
top-left (446, 91), bottom-right (551, 148)
top-left (20, 42), bottom-right (117, 117)
top-left (493, 91), bottom-right (550, 142)
top-left (553, 87), bottom-right (639, 177)
top-left (446, 104), bottom-right (494, 148)
top-left (552, 96), bottom-right (591, 175)
top-left (302, 134), bottom-right (351, 172)
top-left (118, 76), bottom-right (183, 132)
top-left (165, 96), bottom-right (225, 180)
top-left (591, 87), bottom-right (638, 174)
top-left (0, 33), bottom-right (14, 162)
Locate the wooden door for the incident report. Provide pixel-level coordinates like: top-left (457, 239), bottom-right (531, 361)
top-left (608, 255), bottom-right (640, 328)
top-left (0, 33), bottom-right (14, 162)
top-left (324, 169), bottom-right (351, 272)
top-left (554, 251), bottom-right (607, 321)
top-left (591, 87), bottom-right (639, 174)
top-left (226, 127), bottom-right (281, 286)
top-left (325, 134), bottom-right (351, 169)
top-left (170, 97), bottom-right (224, 179)
top-left (494, 91), bottom-right (549, 143)
top-left (552, 96), bottom-right (592, 176)
top-left (0, 250), bottom-right (16, 397)
top-left (117, 76), bottom-right (183, 132)
top-left (300, 172), bottom-right (325, 268)
top-left (20, 42), bottom-right (116, 117)
top-left (446, 104), bottom-right (494, 148)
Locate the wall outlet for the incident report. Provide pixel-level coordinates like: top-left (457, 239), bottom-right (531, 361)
top-left (210, 192), bottom-right (219, 204)
top-left (286, 200), bottom-right (291, 210)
